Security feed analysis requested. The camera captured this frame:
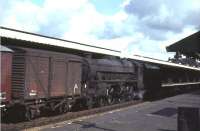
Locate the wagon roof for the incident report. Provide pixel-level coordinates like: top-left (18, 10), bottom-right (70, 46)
top-left (0, 45), bottom-right (13, 52)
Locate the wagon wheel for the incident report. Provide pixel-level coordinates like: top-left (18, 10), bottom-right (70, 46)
top-left (126, 86), bottom-right (134, 101)
top-left (117, 97), bottom-right (123, 103)
top-left (87, 97), bottom-right (93, 109)
top-left (58, 105), bottom-right (63, 114)
top-left (98, 97), bottom-right (106, 107)
top-left (106, 87), bottom-right (114, 105)
top-left (107, 95), bottom-right (114, 105)
top-left (63, 103), bottom-right (70, 113)
top-left (25, 107), bottom-right (34, 121)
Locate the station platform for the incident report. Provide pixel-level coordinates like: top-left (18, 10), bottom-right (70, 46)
top-left (33, 91), bottom-right (200, 131)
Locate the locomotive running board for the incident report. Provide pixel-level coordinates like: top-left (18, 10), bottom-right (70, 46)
top-left (162, 82), bottom-right (200, 87)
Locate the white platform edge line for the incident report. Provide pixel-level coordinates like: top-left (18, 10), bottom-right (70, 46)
top-left (162, 82), bottom-right (200, 87)
top-left (126, 55), bottom-right (200, 71)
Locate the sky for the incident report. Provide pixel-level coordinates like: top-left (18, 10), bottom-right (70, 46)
top-left (0, 0), bottom-right (200, 60)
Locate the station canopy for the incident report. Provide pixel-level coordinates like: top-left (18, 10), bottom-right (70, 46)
top-left (166, 31), bottom-right (200, 59)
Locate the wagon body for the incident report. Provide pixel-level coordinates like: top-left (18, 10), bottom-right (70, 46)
top-left (9, 46), bottom-right (82, 101)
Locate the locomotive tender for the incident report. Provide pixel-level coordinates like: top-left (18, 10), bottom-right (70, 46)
top-left (1, 27), bottom-right (200, 120)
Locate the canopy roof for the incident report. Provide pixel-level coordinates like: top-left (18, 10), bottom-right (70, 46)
top-left (0, 26), bottom-right (121, 57)
top-left (166, 31), bottom-right (200, 58)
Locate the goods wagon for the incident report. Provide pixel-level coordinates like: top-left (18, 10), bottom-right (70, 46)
top-left (4, 46), bottom-right (84, 120)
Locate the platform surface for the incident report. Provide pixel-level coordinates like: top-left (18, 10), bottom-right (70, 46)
top-left (38, 91), bottom-right (200, 131)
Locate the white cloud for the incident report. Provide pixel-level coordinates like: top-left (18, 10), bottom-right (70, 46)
top-left (162, 26), bottom-right (198, 47)
top-left (96, 32), bottom-right (144, 51)
top-left (1, 0), bottom-right (42, 32)
top-left (120, 0), bottom-right (200, 60)
top-left (0, 0), bottom-right (199, 60)
top-left (43, 0), bottom-right (88, 11)
top-left (123, 0), bottom-right (200, 33)
top-left (63, 3), bottom-right (107, 42)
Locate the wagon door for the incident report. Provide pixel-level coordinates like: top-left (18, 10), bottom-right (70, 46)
top-left (50, 60), bottom-right (67, 97)
top-left (25, 56), bottom-right (49, 99)
top-left (67, 61), bottom-right (82, 96)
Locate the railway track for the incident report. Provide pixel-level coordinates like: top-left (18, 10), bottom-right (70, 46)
top-left (1, 100), bottom-right (143, 131)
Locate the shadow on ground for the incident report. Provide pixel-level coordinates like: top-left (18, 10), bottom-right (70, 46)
top-left (73, 121), bottom-right (116, 131)
top-left (158, 129), bottom-right (176, 131)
